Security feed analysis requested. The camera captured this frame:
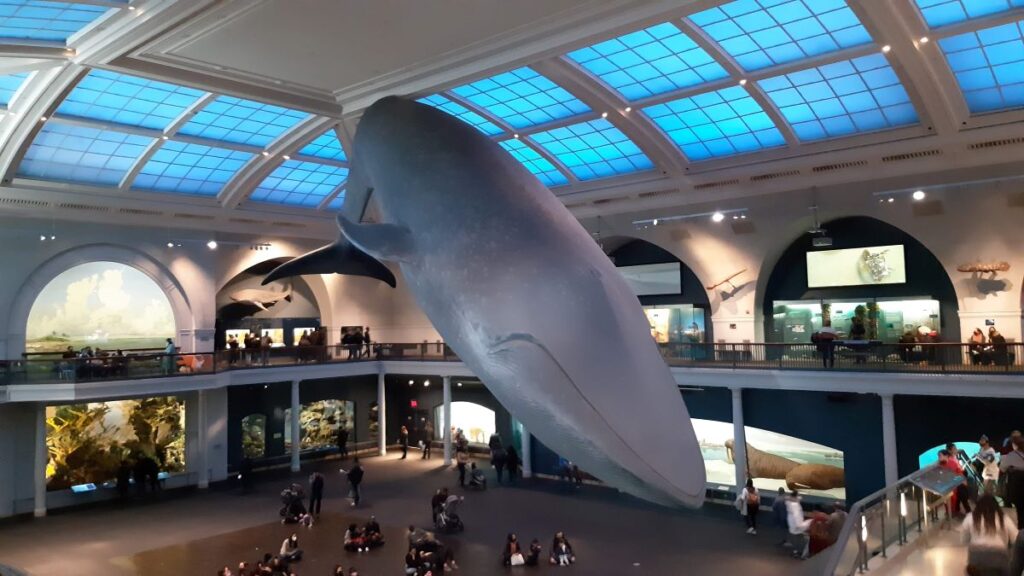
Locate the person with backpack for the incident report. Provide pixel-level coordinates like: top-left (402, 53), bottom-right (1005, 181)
top-left (342, 458), bottom-right (364, 507)
top-left (735, 478), bottom-right (761, 535)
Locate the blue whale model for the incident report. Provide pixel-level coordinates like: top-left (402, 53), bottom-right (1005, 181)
top-left (265, 97), bottom-right (706, 507)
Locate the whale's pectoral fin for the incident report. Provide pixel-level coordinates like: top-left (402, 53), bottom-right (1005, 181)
top-left (262, 237), bottom-right (397, 287)
top-left (337, 215), bottom-right (413, 263)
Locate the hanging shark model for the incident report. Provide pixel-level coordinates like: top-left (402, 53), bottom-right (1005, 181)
top-left (229, 282), bottom-right (293, 311)
top-left (265, 97), bottom-right (706, 508)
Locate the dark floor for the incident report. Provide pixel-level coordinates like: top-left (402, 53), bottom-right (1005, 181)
top-left (0, 454), bottom-right (825, 576)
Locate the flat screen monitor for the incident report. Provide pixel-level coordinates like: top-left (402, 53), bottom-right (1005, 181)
top-left (806, 245), bottom-right (906, 288)
top-left (617, 263), bottom-right (682, 296)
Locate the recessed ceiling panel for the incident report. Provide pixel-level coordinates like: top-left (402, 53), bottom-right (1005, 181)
top-left (689, 0), bottom-right (872, 71)
top-left (0, 1), bottom-right (112, 43)
top-left (643, 86), bottom-right (785, 161)
top-left (417, 93), bottom-right (503, 136)
top-left (177, 95), bottom-right (309, 147)
top-left (297, 128), bottom-right (347, 161)
top-left (0, 71), bottom-right (29, 106)
top-left (134, 140), bottom-right (254, 196)
top-left (450, 67), bottom-right (590, 129)
top-left (57, 69), bottom-right (206, 131)
top-left (759, 54), bottom-right (918, 141)
top-left (499, 138), bottom-right (569, 187)
top-left (528, 118), bottom-right (652, 180)
top-left (249, 160), bottom-right (348, 207)
top-left (18, 121), bottom-right (153, 186)
top-left (566, 22), bottom-right (728, 101)
top-left (914, 0), bottom-right (1024, 28)
top-left (938, 19), bottom-right (1024, 113)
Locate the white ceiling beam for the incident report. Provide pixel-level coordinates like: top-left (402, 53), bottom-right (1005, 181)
top-left (0, 45), bottom-right (73, 60)
top-left (441, 90), bottom-right (578, 184)
top-left (118, 91), bottom-right (217, 190)
top-left (532, 57), bottom-right (688, 178)
top-left (218, 115), bottom-right (338, 209)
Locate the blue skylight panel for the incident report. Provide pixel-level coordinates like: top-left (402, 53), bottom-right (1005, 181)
top-left (566, 22), bottom-right (729, 101)
top-left (18, 121), bottom-right (152, 186)
top-left (689, 0), bottom-right (873, 71)
top-left (250, 160), bottom-right (348, 208)
top-left (0, 71), bottom-right (29, 106)
top-left (938, 20), bottom-right (1024, 113)
top-left (914, 0), bottom-right (1024, 28)
top-left (57, 70), bottom-right (206, 131)
top-left (134, 140), bottom-right (253, 196)
top-left (0, 1), bottom-right (110, 43)
top-left (178, 96), bottom-right (310, 147)
top-left (759, 54), bottom-right (918, 141)
top-left (326, 191), bottom-right (346, 211)
top-left (297, 128), bottom-right (347, 161)
top-left (643, 86), bottom-right (785, 160)
top-left (417, 93), bottom-right (503, 136)
top-left (450, 67), bottom-right (590, 129)
top-left (528, 118), bottom-right (652, 180)
top-left (499, 138), bottom-right (569, 187)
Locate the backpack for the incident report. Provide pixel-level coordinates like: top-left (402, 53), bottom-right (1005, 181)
top-left (746, 488), bottom-right (759, 506)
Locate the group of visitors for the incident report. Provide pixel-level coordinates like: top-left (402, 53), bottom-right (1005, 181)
top-left (501, 532), bottom-right (576, 567)
top-left (968, 327), bottom-right (1011, 366)
top-left (406, 526), bottom-right (458, 574)
top-left (487, 433), bottom-right (520, 485)
top-left (735, 481), bottom-right (846, 560)
top-left (295, 328), bottom-right (328, 362)
top-left (343, 517), bottom-right (385, 552)
top-left (341, 327), bottom-right (372, 360)
top-left (225, 331), bottom-right (275, 366)
top-left (216, 533), bottom-right (307, 576)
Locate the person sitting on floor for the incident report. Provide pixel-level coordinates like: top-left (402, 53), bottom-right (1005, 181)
top-left (344, 523), bottom-right (367, 552)
top-left (404, 549), bottom-right (420, 575)
top-left (502, 533), bottom-right (523, 566)
top-left (468, 462), bottom-right (487, 489)
top-left (526, 538), bottom-right (543, 566)
top-left (549, 531), bottom-right (576, 566)
top-left (362, 516), bottom-right (385, 548)
top-left (279, 533), bottom-right (303, 562)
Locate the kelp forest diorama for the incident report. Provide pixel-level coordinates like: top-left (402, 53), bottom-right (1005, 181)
top-left (284, 399), bottom-right (354, 452)
top-left (46, 397), bottom-right (185, 490)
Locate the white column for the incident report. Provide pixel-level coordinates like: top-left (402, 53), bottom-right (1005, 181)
top-left (731, 388), bottom-right (748, 491)
top-left (33, 403), bottom-right (47, 518)
top-left (521, 422), bottom-right (533, 479)
top-left (377, 370), bottom-right (387, 456)
top-left (443, 376), bottom-right (452, 465)
top-left (197, 389), bottom-right (209, 489)
top-left (290, 380), bottom-right (301, 472)
top-left (881, 393), bottom-right (898, 486)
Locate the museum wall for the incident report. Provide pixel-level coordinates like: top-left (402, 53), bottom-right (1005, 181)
top-left (0, 403), bottom-right (36, 517)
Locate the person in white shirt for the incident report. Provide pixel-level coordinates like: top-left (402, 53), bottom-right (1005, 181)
top-left (962, 494), bottom-right (1017, 574)
top-left (974, 435), bottom-right (1000, 496)
top-left (786, 490), bottom-right (813, 559)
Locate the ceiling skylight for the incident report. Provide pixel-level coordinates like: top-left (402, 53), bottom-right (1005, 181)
top-left (417, 93), bottom-right (504, 136)
top-left (528, 118), bottom-right (652, 180)
top-left (499, 138), bottom-right (569, 187)
top-left (566, 22), bottom-right (728, 101)
top-left (938, 19), bottom-right (1024, 113)
top-left (249, 160), bottom-right (348, 207)
top-left (689, 0), bottom-right (873, 71)
top-left (450, 66), bottom-right (590, 129)
top-left (178, 96), bottom-right (310, 147)
top-left (0, 1), bottom-right (111, 43)
top-left (914, 0), bottom-right (1024, 28)
top-left (643, 86), bottom-right (785, 160)
top-left (0, 71), bottom-right (29, 107)
top-left (326, 191), bottom-right (346, 211)
top-left (18, 121), bottom-right (153, 186)
top-left (759, 54), bottom-right (918, 141)
top-left (133, 140), bottom-right (253, 196)
top-left (57, 70), bottom-right (206, 131)
top-left (297, 128), bottom-right (347, 162)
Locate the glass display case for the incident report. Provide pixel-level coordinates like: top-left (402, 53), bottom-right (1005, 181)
top-left (770, 298), bottom-right (940, 343)
top-left (642, 304), bottom-right (706, 344)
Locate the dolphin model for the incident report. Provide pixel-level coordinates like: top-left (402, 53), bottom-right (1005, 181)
top-left (265, 97), bottom-right (706, 508)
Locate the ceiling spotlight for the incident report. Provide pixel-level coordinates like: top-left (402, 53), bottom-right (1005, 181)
top-left (711, 211), bottom-right (725, 223)
top-left (513, 133), bottom-right (520, 139)
top-left (261, 151), bottom-right (270, 157)
top-left (732, 215), bottom-right (739, 220)
top-left (424, 380), bottom-right (430, 387)
top-left (408, 379), bottom-right (414, 385)
top-left (740, 214), bottom-right (747, 219)
top-left (50, 235), bottom-right (56, 240)
top-left (128, 5), bottom-right (136, 9)
top-left (161, 135), bottom-right (168, 140)
top-left (919, 36), bottom-right (929, 44)
top-left (282, 155), bottom-right (290, 160)
top-left (206, 240), bottom-right (218, 250)
top-left (912, 190), bottom-right (926, 201)
top-left (39, 116), bottom-right (47, 122)
top-left (624, 106), bottom-right (632, 112)
top-left (166, 242), bottom-right (174, 248)
top-left (881, 45), bottom-right (891, 53)
top-left (738, 79), bottom-right (748, 86)
top-left (39, 235), bottom-right (46, 241)
top-left (457, 381), bottom-right (463, 387)
top-left (601, 111), bottom-right (608, 118)
top-left (652, 219), bottom-right (659, 226)
top-left (887, 197), bottom-right (895, 203)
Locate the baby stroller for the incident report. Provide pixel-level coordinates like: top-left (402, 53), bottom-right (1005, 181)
top-left (434, 494), bottom-right (465, 533)
top-left (467, 466), bottom-right (487, 491)
top-left (279, 483), bottom-right (307, 524)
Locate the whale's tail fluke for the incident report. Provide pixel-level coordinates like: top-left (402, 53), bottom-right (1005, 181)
top-left (262, 237), bottom-right (396, 287)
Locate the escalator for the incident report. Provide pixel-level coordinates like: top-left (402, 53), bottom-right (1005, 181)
top-left (956, 449), bottom-right (993, 503)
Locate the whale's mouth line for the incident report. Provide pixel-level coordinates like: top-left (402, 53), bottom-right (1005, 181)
top-left (488, 333), bottom-right (703, 502)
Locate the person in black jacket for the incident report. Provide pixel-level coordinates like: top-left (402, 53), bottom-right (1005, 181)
top-left (308, 472), bottom-right (325, 516)
top-left (343, 458), bottom-right (364, 507)
top-left (505, 446), bottom-right (520, 484)
top-left (337, 427), bottom-right (350, 460)
top-left (400, 426), bottom-right (410, 460)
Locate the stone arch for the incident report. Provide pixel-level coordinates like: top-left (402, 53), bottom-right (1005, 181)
top-left (8, 243), bottom-right (194, 356)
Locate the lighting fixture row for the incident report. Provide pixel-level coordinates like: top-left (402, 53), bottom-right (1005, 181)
top-left (876, 189), bottom-right (928, 204)
top-left (407, 379), bottom-right (464, 387)
top-left (633, 208), bottom-right (749, 228)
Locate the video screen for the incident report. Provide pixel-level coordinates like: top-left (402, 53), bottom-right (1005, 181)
top-left (616, 263), bottom-right (682, 296)
top-left (434, 401), bottom-right (496, 445)
top-left (806, 245), bottom-right (906, 288)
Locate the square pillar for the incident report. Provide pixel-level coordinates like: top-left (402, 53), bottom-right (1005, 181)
top-left (377, 370), bottom-right (387, 456)
top-left (442, 376), bottom-right (452, 465)
top-left (33, 403), bottom-right (47, 517)
top-left (881, 393), bottom-right (898, 486)
top-left (290, 380), bottom-right (301, 472)
top-left (731, 388), bottom-right (748, 491)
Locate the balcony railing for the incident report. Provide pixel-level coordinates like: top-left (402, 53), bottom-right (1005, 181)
top-left (1, 341), bottom-right (1020, 386)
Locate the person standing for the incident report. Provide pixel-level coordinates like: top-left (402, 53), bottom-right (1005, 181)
top-left (227, 334), bottom-right (239, 365)
top-left (505, 445), bottom-right (520, 484)
top-left (811, 323), bottom-right (837, 369)
top-left (422, 420), bottom-right (434, 460)
top-left (337, 426), bottom-right (350, 460)
top-left (1000, 436), bottom-right (1024, 513)
top-left (974, 435), bottom-right (1000, 496)
top-left (342, 458), bottom-right (364, 507)
top-left (363, 327), bottom-right (372, 359)
top-left (736, 478), bottom-right (760, 535)
top-left (456, 448), bottom-right (469, 488)
top-left (939, 448), bottom-right (971, 516)
top-left (489, 433), bottom-right (505, 483)
top-left (161, 338), bottom-right (175, 374)
top-left (260, 332), bottom-right (273, 366)
top-left (961, 494), bottom-right (1017, 575)
top-left (308, 472), bottom-right (325, 516)
top-left (400, 425), bottom-right (409, 460)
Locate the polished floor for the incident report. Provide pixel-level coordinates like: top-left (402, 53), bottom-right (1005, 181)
top-left (0, 454), bottom-right (826, 576)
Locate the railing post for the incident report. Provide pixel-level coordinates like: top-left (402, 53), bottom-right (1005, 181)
top-left (731, 344), bottom-right (737, 370)
top-left (880, 501), bottom-right (887, 559)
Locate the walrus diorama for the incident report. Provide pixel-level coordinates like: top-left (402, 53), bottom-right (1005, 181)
top-left (726, 439), bottom-right (845, 491)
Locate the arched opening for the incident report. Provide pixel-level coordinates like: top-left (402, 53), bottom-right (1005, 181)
top-left (761, 216), bottom-right (959, 345)
top-left (609, 238), bottom-right (712, 344)
top-left (434, 401), bottom-right (497, 446)
top-left (25, 261), bottom-right (176, 356)
top-left (216, 257), bottom-right (324, 351)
